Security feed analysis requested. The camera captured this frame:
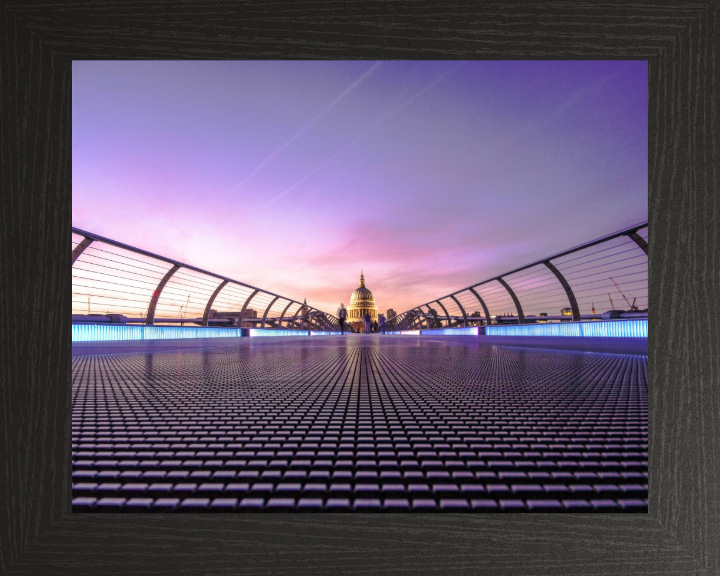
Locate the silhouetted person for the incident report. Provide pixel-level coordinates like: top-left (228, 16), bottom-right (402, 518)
top-left (363, 312), bottom-right (372, 334)
top-left (337, 303), bottom-right (347, 334)
top-left (372, 320), bottom-right (378, 334)
top-left (378, 313), bottom-right (386, 334)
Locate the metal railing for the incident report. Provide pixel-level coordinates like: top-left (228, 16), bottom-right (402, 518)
top-left (72, 227), bottom-right (342, 332)
top-left (388, 222), bottom-right (648, 331)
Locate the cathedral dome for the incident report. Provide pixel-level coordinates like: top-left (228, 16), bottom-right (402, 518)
top-left (350, 272), bottom-right (375, 304)
top-left (347, 271), bottom-right (379, 327)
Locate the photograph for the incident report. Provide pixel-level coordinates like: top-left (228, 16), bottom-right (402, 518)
top-left (71, 60), bottom-right (648, 513)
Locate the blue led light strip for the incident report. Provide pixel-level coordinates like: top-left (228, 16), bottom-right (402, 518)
top-left (249, 329), bottom-right (309, 337)
top-left (421, 327), bottom-right (479, 336)
top-left (72, 324), bottom-right (244, 342)
top-left (309, 332), bottom-right (344, 336)
top-left (486, 319), bottom-right (647, 338)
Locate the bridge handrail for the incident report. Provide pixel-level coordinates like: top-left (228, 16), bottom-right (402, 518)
top-left (389, 222), bottom-right (648, 330)
top-left (71, 227), bottom-right (340, 331)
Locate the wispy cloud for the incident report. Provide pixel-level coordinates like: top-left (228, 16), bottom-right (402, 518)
top-left (266, 63), bottom-right (464, 206)
top-left (233, 62), bottom-right (381, 192)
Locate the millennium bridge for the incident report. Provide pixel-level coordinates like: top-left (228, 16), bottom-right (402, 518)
top-left (72, 223), bottom-right (648, 512)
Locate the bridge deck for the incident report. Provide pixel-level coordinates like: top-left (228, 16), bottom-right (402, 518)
top-left (72, 335), bottom-right (648, 512)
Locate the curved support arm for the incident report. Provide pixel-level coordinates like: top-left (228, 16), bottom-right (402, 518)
top-left (291, 304), bottom-right (303, 329)
top-left (309, 310), bottom-right (324, 330)
top-left (425, 305), bottom-right (440, 328)
top-left (146, 265), bottom-right (180, 325)
top-left (278, 301), bottom-right (294, 329)
top-left (468, 287), bottom-right (492, 326)
top-left (261, 296), bottom-right (280, 328)
top-left (202, 280), bottom-right (228, 326)
top-left (407, 311), bottom-right (419, 330)
top-left (409, 312), bottom-right (421, 330)
top-left (627, 231), bottom-right (649, 255)
top-left (421, 307), bottom-right (432, 329)
top-left (408, 311), bottom-right (420, 329)
top-left (496, 277), bottom-right (525, 324)
top-left (239, 289), bottom-right (260, 328)
top-left (327, 314), bottom-right (340, 332)
top-left (72, 237), bottom-right (94, 265)
top-left (320, 312), bottom-right (333, 331)
top-left (413, 307), bottom-right (428, 329)
top-left (308, 309), bottom-right (323, 331)
top-left (435, 300), bottom-right (451, 328)
top-left (449, 295), bottom-right (468, 327)
top-left (544, 260), bottom-right (580, 321)
top-left (409, 311), bottom-right (420, 330)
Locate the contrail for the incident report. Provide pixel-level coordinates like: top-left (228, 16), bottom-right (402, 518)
top-left (234, 62), bottom-right (381, 191)
top-left (266, 63), bottom-right (463, 206)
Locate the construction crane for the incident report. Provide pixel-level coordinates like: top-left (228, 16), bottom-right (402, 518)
top-left (607, 293), bottom-right (616, 310)
top-left (179, 294), bottom-right (191, 324)
top-left (609, 277), bottom-right (638, 310)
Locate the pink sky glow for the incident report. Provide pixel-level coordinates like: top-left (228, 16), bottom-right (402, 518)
top-left (73, 61), bottom-right (648, 316)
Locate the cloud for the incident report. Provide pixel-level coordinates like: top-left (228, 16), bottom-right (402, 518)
top-left (266, 63), bottom-right (463, 206)
top-left (235, 62), bottom-right (381, 192)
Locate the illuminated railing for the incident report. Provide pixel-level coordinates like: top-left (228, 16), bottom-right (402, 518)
top-left (72, 227), bottom-right (341, 332)
top-left (388, 222), bottom-right (648, 332)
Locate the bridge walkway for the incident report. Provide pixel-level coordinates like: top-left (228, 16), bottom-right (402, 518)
top-left (71, 335), bottom-right (648, 512)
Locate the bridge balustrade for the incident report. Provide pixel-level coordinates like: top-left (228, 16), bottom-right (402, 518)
top-left (390, 223), bottom-right (648, 330)
top-left (71, 227), bottom-right (342, 331)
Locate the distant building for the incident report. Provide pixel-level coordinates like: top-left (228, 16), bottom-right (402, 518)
top-left (469, 311), bottom-right (484, 325)
top-left (426, 307), bottom-right (443, 329)
top-left (299, 299), bottom-right (310, 328)
top-left (386, 309), bottom-right (396, 320)
top-left (560, 307), bottom-right (572, 316)
top-left (347, 272), bottom-right (378, 333)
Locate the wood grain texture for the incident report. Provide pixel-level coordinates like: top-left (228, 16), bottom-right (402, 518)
top-left (1, 1), bottom-right (718, 574)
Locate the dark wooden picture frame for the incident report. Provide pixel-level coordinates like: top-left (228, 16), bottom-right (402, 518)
top-left (1, 2), bottom-right (717, 574)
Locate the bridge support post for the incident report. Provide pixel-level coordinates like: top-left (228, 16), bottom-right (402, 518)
top-left (72, 237), bottom-right (94, 265)
top-left (627, 231), bottom-right (649, 255)
top-left (278, 301), bottom-right (294, 328)
top-left (261, 296), bottom-right (280, 328)
top-left (544, 260), bottom-right (581, 321)
top-left (291, 305), bottom-right (302, 329)
top-left (202, 280), bottom-right (228, 326)
top-left (435, 300), bottom-right (451, 328)
top-left (496, 278), bottom-right (525, 323)
top-left (239, 289), bottom-right (259, 329)
top-left (426, 305), bottom-right (440, 329)
top-left (146, 265), bottom-right (180, 325)
top-left (468, 287), bottom-right (492, 327)
top-left (449, 295), bottom-right (468, 327)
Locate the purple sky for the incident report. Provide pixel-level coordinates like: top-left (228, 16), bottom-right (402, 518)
top-left (73, 61), bottom-right (647, 315)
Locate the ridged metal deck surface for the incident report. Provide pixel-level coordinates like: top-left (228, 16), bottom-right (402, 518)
top-left (72, 335), bottom-right (648, 512)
